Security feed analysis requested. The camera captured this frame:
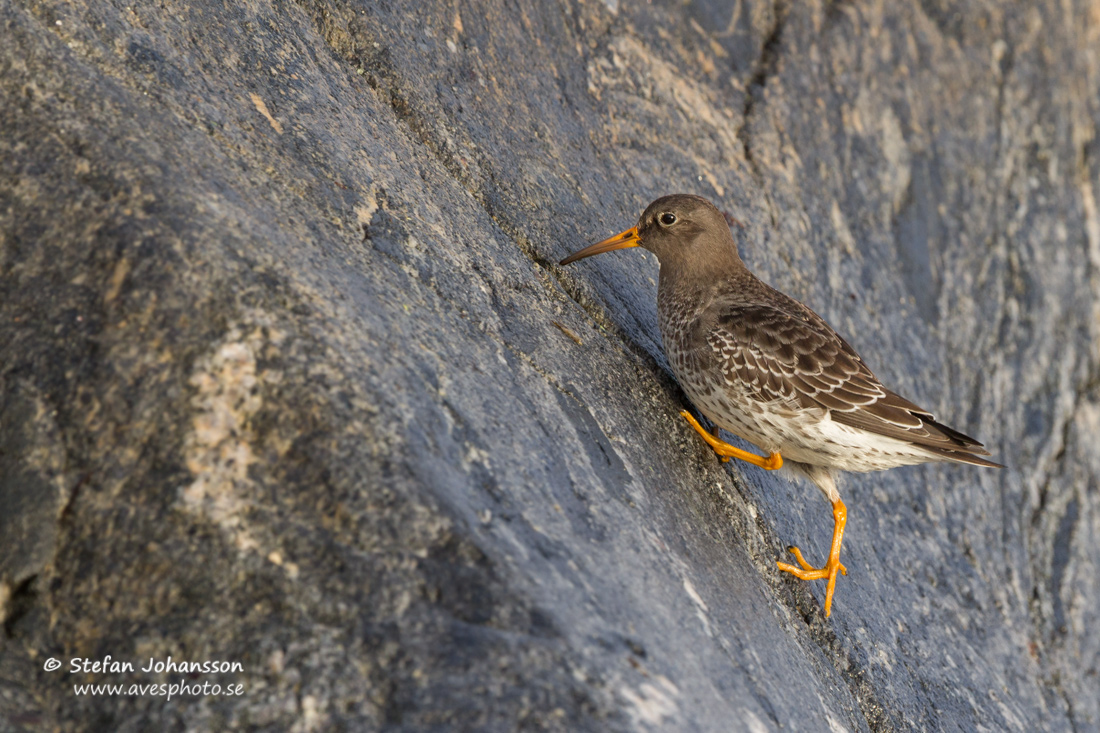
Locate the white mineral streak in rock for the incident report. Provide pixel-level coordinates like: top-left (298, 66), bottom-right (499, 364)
top-left (181, 314), bottom-right (286, 563)
top-left (619, 673), bottom-right (680, 728)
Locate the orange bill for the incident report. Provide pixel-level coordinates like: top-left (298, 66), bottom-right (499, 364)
top-left (559, 226), bottom-right (640, 265)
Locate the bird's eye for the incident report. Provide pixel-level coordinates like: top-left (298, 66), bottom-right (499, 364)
top-left (659, 213), bottom-right (677, 226)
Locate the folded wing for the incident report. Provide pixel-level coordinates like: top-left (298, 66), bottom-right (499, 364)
top-left (704, 300), bottom-right (1001, 468)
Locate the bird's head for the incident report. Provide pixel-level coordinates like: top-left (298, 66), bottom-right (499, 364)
top-left (559, 194), bottom-right (743, 272)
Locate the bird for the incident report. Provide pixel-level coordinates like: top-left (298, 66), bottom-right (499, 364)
top-left (559, 194), bottom-right (1001, 617)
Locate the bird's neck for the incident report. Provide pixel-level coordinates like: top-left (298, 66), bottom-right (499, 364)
top-left (657, 260), bottom-right (755, 354)
top-left (657, 250), bottom-right (750, 304)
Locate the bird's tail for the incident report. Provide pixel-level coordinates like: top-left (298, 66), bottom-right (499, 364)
top-left (920, 419), bottom-right (1004, 468)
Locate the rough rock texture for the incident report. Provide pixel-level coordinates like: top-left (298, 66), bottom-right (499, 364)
top-left (2, 0), bottom-right (1098, 729)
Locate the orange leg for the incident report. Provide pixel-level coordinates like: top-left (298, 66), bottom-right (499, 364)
top-left (678, 411), bottom-right (783, 470)
top-left (777, 500), bottom-right (848, 617)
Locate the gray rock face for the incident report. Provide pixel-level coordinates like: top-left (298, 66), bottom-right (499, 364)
top-left (1, 0), bottom-right (1097, 729)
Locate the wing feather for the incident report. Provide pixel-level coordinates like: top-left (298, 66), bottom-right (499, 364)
top-left (703, 300), bottom-right (997, 464)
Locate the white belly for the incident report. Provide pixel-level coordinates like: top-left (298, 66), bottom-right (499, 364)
top-left (683, 378), bottom-right (938, 473)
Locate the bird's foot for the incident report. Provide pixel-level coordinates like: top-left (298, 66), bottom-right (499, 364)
top-left (678, 411), bottom-right (782, 470)
top-left (777, 549), bottom-right (848, 617)
top-left (776, 499), bottom-right (848, 617)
